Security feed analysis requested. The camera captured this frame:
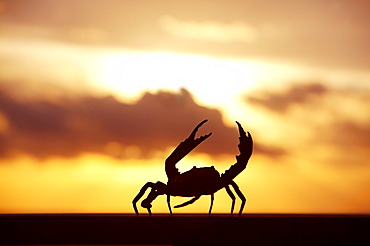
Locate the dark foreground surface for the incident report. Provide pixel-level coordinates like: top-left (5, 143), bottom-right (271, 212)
top-left (1, 213), bottom-right (369, 246)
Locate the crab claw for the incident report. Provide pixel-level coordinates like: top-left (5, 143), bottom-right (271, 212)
top-left (165, 119), bottom-right (212, 179)
top-left (236, 121), bottom-right (246, 137)
top-left (141, 199), bottom-right (153, 209)
top-left (189, 119), bottom-right (212, 142)
top-left (236, 121), bottom-right (253, 159)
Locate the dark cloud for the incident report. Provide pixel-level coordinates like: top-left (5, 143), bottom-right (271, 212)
top-left (318, 121), bottom-right (370, 165)
top-left (246, 83), bottom-right (327, 112)
top-left (0, 87), bottom-right (283, 160)
top-left (245, 82), bottom-right (370, 165)
top-left (332, 122), bottom-right (370, 149)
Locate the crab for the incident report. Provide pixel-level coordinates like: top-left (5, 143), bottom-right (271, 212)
top-left (132, 119), bottom-right (253, 216)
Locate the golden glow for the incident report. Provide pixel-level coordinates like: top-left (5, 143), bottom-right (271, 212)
top-left (0, 154), bottom-right (165, 213)
top-left (1, 0), bottom-right (369, 215)
top-left (159, 16), bottom-right (257, 43)
top-left (1, 40), bottom-right (369, 213)
top-left (1, 153), bottom-right (369, 214)
top-left (94, 52), bottom-right (263, 107)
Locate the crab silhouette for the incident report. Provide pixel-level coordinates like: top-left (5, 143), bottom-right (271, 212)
top-left (132, 119), bottom-right (253, 216)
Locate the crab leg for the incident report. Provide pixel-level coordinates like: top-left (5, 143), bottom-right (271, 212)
top-left (208, 194), bottom-right (214, 215)
top-left (230, 181), bottom-right (246, 216)
top-left (132, 181), bottom-right (166, 215)
top-left (132, 182), bottom-right (153, 215)
top-left (174, 195), bottom-right (201, 208)
top-left (167, 195), bottom-right (172, 215)
top-left (225, 185), bottom-right (236, 215)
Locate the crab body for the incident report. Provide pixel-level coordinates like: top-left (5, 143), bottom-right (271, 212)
top-left (132, 119), bottom-right (253, 215)
top-left (166, 166), bottom-right (220, 197)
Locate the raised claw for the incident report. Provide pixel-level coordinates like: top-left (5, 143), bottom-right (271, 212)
top-left (236, 121), bottom-right (245, 136)
top-left (185, 119), bottom-right (212, 148)
top-left (165, 119), bottom-right (212, 180)
top-left (189, 119), bottom-right (212, 141)
top-left (219, 121), bottom-right (253, 184)
top-left (236, 121), bottom-right (253, 154)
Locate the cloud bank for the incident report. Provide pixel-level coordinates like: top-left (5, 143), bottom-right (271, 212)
top-left (0, 87), bottom-right (283, 160)
top-left (246, 82), bottom-right (370, 165)
top-left (247, 83), bottom-right (328, 112)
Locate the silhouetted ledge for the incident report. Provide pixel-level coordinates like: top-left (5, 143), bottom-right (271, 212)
top-left (1, 213), bottom-right (369, 245)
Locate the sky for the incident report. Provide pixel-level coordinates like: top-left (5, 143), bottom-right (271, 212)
top-left (0, 0), bottom-right (369, 214)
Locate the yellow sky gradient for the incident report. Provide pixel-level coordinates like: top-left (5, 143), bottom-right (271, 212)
top-left (0, 0), bottom-right (369, 214)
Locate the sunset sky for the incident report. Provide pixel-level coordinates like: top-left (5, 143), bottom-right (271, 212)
top-left (0, 0), bottom-right (369, 214)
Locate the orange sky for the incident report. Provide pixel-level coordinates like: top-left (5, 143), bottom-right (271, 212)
top-left (0, 0), bottom-right (369, 214)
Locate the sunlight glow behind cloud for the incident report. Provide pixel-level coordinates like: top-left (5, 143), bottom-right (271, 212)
top-left (95, 52), bottom-right (262, 105)
top-left (159, 16), bottom-right (257, 43)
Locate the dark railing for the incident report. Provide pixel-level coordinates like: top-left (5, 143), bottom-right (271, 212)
top-left (1, 213), bottom-right (369, 246)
